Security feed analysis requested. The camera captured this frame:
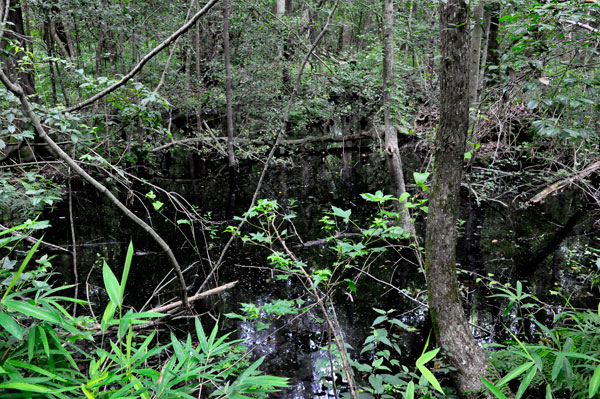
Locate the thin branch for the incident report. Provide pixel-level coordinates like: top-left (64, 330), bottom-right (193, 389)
top-left (563, 19), bottom-right (599, 33)
top-left (65, 0), bottom-right (220, 113)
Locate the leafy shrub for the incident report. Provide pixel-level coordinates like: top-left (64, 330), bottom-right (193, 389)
top-left (0, 222), bottom-right (288, 398)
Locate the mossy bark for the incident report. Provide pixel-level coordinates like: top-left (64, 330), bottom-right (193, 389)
top-left (425, 0), bottom-right (491, 396)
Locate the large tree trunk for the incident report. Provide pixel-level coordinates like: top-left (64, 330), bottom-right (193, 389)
top-left (426, 0), bottom-right (491, 396)
top-left (382, 0), bottom-right (412, 233)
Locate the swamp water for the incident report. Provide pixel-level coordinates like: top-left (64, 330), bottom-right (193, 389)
top-left (43, 151), bottom-right (598, 398)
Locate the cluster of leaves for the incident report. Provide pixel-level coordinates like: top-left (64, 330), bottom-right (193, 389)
top-left (0, 172), bottom-right (63, 223)
top-left (0, 221), bottom-right (288, 398)
top-left (485, 305), bottom-right (600, 399)
top-left (350, 309), bottom-right (454, 399)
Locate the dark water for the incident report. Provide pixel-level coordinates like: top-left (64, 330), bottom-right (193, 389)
top-left (43, 150), bottom-right (599, 398)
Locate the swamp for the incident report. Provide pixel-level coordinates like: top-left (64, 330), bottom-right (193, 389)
top-left (1, 1), bottom-right (599, 398)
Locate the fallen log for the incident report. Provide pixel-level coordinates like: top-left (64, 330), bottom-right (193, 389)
top-left (150, 132), bottom-right (375, 152)
top-left (528, 160), bottom-right (600, 204)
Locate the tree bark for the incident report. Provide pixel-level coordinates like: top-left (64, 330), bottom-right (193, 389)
top-left (426, 0), bottom-right (491, 396)
top-left (223, 0), bottom-right (235, 167)
top-left (468, 3), bottom-right (484, 132)
top-left (382, 0), bottom-right (412, 233)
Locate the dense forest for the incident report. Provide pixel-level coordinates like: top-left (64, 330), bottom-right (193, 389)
top-left (1, 0), bottom-right (599, 398)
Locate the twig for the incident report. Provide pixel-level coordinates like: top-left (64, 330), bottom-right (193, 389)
top-left (563, 19), bottom-right (599, 33)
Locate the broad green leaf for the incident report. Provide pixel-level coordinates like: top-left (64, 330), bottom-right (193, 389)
top-left (416, 364), bottom-right (443, 394)
top-left (37, 325), bottom-right (50, 358)
top-left (546, 384), bottom-right (553, 399)
top-left (4, 300), bottom-right (61, 324)
top-left (482, 378), bottom-right (507, 399)
top-left (0, 382), bottom-right (52, 393)
top-left (589, 365), bottom-right (600, 398)
top-left (101, 300), bottom-right (117, 332)
top-left (516, 365), bottom-right (536, 399)
top-left (152, 200), bottom-right (164, 211)
top-left (405, 380), bottom-right (414, 399)
top-left (554, 351), bottom-right (600, 363)
top-left (331, 206), bottom-right (351, 223)
top-left (497, 362), bottom-right (534, 387)
top-left (1, 237), bottom-right (42, 303)
top-left (0, 312), bottom-right (22, 339)
top-left (102, 261), bottom-right (121, 308)
top-left (120, 242), bottom-right (134, 299)
top-left (81, 384), bottom-right (95, 399)
top-left (416, 348), bottom-right (440, 366)
top-left (413, 172), bottom-right (430, 192)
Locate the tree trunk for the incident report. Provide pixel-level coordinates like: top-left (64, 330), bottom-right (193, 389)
top-left (223, 0), bottom-right (235, 167)
top-left (468, 3), bottom-right (484, 131)
top-left (484, 2), bottom-right (500, 84)
top-left (426, 0), bottom-right (491, 396)
top-left (382, 0), bottom-right (412, 233)
top-left (2, 0), bottom-right (36, 98)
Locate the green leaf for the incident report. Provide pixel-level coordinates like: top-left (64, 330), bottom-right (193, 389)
top-left (4, 300), bottom-right (61, 324)
top-left (416, 364), bottom-right (443, 394)
top-left (497, 362), bottom-right (534, 387)
top-left (589, 365), bottom-right (600, 398)
top-left (516, 365), bottom-right (536, 399)
top-left (152, 200), bottom-right (164, 211)
top-left (1, 236), bottom-right (42, 304)
top-left (331, 206), bottom-right (351, 223)
top-left (482, 378), bottom-right (507, 399)
top-left (102, 261), bottom-right (121, 308)
top-left (0, 312), bottom-right (23, 339)
top-left (120, 242), bottom-right (133, 300)
top-left (405, 380), bottom-right (414, 399)
top-left (554, 351), bottom-right (600, 363)
top-left (344, 279), bottom-right (357, 293)
top-left (413, 172), bottom-right (430, 192)
top-left (101, 300), bottom-right (117, 332)
top-left (416, 348), bottom-right (440, 366)
top-left (0, 382), bottom-right (53, 393)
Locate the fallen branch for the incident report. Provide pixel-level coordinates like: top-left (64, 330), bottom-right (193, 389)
top-left (85, 281), bottom-right (238, 334)
top-left (528, 160), bottom-right (600, 204)
top-left (0, 70), bottom-right (190, 308)
top-left (148, 280), bottom-right (237, 314)
top-left (0, 223), bottom-right (70, 253)
top-left (150, 132), bottom-right (375, 152)
top-left (563, 19), bottom-right (599, 33)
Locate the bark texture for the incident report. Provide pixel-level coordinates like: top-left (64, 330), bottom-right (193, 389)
top-left (382, 0), bottom-right (412, 233)
top-left (426, 0), bottom-right (491, 396)
top-left (468, 4), bottom-right (484, 113)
